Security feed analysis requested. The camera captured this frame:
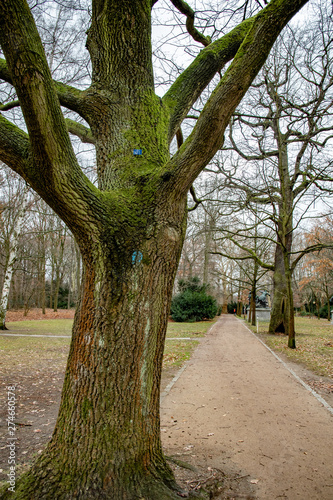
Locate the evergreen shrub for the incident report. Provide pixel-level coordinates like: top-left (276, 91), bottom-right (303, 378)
top-left (171, 277), bottom-right (218, 322)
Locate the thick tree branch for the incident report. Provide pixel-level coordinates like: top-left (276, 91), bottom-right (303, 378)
top-left (163, 16), bottom-right (254, 143)
top-left (164, 0), bottom-right (309, 194)
top-left (65, 118), bottom-right (95, 144)
top-left (0, 0), bottom-right (101, 243)
top-left (0, 57), bottom-right (87, 118)
top-left (0, 113), bottom-right (31, 180)
top-left (291, 243), bottom-right (333, 272)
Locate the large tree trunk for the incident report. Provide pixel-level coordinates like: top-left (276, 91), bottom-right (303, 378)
top-left (269, 232), bottom-right (295, 348)
top-left (12, 210), bottom-right (187, 499)
top-left (268, 122), bottom-right (296, 348)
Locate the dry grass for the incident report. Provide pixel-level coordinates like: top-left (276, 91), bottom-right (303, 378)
top-left (247, 316), bottom-right (333, 378)
top-left (0, 318), bottom-right (216, 372)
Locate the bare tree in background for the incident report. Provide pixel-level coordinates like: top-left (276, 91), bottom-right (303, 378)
top-left (212, 11), bottom-right (333, 347)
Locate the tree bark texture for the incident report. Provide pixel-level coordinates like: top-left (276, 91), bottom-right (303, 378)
top-left (0, 0), bottom-right (308, 497)
top-left (269, 235), bottom-right (295, 348)
top-left (11, 208), bottom-right (187, 498)
top-left (268, 139), bottom-right (296, 347)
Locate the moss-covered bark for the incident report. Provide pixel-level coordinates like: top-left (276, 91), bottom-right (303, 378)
top-left (269, 241), bottom-right (295, 348)
top-left (4, 199), bottom-right (188, 499)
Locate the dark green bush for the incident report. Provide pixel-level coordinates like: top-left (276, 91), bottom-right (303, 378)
top-left (177, 276), bottom-right (209, 294)
top-left (171, 277), bottom-right (218, 322)
top-left (319, 303), bottom-right (332, 319)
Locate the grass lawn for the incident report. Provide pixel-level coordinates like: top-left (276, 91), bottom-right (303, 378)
top-left (246, 316), bottom-right (333, 378)
top-left (3, 319), bottom-right (73, 336)
top-left (0, 318), bottom-right (216, 372)
top-left (163, 320), bottom-right (215, 367)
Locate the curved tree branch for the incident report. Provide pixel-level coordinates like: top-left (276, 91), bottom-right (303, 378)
top-left (163, 16), bottom-right (254, 143)
top-left (291, 243), bottom-right (333, 272)
top-left (0, 0), bottom-right (101, 243)
top-left (0, 57), bottom-right (88, 119)
top-left (0, 113), bottom-right (31, 180)
top-left (188, 185), bottom-right (202, 211)
top-left (211, 246), bottom-right (274, 271)
top-left (163, 0), bottom-right (309, 194)
top-left (0, 99), bottom-right (20, 111)
top-left (65, 118), bottom-right (95, 144)
top-left (169, 0), bottom-right (211, 47)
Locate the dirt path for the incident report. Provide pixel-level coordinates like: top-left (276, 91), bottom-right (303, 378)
top-left (161, 315), bottom-right (333, 499)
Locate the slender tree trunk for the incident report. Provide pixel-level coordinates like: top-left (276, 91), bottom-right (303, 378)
top-left (0, 254), bottom-right (15, 329)
top-left (53, 236), bottom-right (65, 312)
top-left (249, 260), bottom-right (259, 326)
top-left (326, 289), bottom-right (331, 321)
top-left (317, 297), bottom-right (321, 319)
top-left (75, 242), bottom-right (81, 305)
top-left (40, 249), bottom-right (46, 314)
top-left (0, 189), bottom-right (28, 329)
top-left (53, 274), bottom-right (59, 312)
top-left (250, 285), bottom-right (256, 326)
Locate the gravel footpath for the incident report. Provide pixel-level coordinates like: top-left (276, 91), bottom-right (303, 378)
top-left (161, 315), bottom-right (333, 499)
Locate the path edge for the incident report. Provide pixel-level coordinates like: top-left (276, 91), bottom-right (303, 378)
top-left (238, 318), bottom-right (333, 416)
top-left (160, 320), bottom-right (218, 402)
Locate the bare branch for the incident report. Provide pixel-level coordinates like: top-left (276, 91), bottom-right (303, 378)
top-left (188, 185), bottom-right (202, 211)
top-left (169, 0), bottom-right (211, 47)
top-left (0, 99), bottom-right (20, 112)
top-left (164, 0), bottom-right (309, 194)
